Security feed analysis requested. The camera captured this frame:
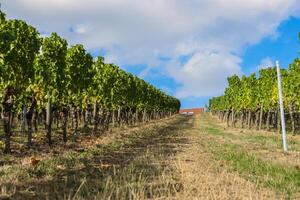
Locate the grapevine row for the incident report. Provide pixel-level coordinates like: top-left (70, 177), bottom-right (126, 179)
top-left (0, 11), bottom-right (180, 153)
top-left (209, 37), bottom-right (300, 134)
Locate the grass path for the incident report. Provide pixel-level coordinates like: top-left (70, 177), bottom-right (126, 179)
top-left (197, 114), bottom-right (300, 199)
top-left (1, 114), bottom-right (299, 199)
top-left (206, 115), bottom-right (300, 168)
top-left (171, 114), bottom-right (282, 199)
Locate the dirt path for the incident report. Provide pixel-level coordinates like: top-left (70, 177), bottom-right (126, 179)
top-left (171, 115), bottom-right (284, 200)
top-left (1, 114), bottom-right (294, 199)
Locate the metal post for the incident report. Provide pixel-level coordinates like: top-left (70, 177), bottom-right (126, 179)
top-left (276, 61), bottom-right (288, 152)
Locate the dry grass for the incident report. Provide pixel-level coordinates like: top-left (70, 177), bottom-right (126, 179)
top-left (0, 116), bottom-right (177, 166)
top-left (1, 114), bottom-right (297, 199)
top-left (0, 115), bottom-right (189, 199)
top-left (171, 116), bottom-right (282, 200)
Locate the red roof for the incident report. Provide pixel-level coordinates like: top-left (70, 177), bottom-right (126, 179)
top-left (179, 108), bottom-right (204, 115)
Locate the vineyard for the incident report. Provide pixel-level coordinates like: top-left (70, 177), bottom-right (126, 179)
top-left (0, 10), bottom-right (180, 154)
top-left (1, 6), bottom-right (300, 200)
top-left (209, 48), bottom-right (300, 134)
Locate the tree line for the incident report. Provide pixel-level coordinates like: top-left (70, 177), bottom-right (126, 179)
top-left (209, 35), bottom-right (300, 134)
top-left (0, 11), bottom-right (180, 153)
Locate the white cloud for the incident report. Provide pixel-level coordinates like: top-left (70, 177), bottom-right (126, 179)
top-left (2, 0), bottom-right (300, 99)
top-left (73, 24), bottom-right (92, 35)
top-left (168, 51), bottom-right (242, 98)
top-left (257, 57), bottom-right (275, 71)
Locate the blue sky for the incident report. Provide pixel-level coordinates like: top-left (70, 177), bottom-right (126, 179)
top-left (2, 1), bottom-right (300, 109)
top-left (242, 17), bottom-right (300, 75)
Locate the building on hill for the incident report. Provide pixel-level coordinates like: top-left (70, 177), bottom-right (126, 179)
top-left (179, 108), bottom-right (204, 115)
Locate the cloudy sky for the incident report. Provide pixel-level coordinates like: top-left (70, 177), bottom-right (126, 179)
top-left (2, 0), bottom-right (300, 108)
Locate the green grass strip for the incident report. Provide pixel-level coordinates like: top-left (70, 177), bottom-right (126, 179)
top-left (202, 123), bottom-right (300, 198)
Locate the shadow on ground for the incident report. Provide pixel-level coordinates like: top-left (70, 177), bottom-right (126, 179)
top-left (8, 115), bottom-right (193, 200)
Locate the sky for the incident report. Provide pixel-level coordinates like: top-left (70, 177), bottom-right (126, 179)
top-left (1, 0), bottom-right (300, 108)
